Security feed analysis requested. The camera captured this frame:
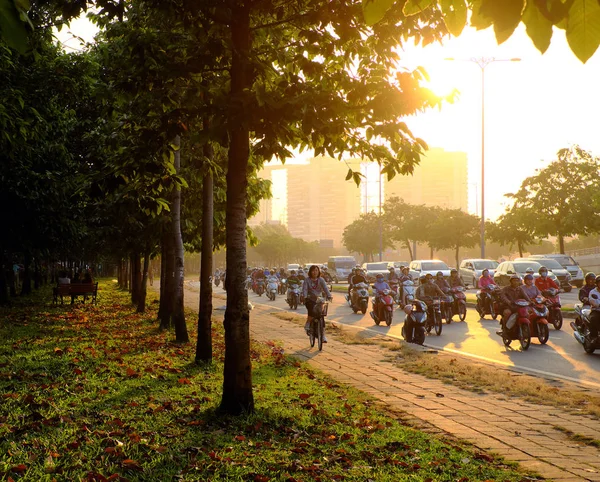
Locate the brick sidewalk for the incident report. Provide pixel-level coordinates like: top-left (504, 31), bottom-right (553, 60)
top-left (184, 287), bottom-right (600, 481)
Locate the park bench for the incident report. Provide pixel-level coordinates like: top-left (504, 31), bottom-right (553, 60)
top-left (53, 282), bottom-right (98, 305)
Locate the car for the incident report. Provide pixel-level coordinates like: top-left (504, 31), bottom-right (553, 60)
top-left (327, 256), bottom-right (357, 283)
top-left (390, 261), bottom-right (411, 271)
top-left (408, 260), bottom-right (451, 283)
top-left (528, 254), bottom-right (583, 288)
top-left (493, 260), bottom-right (559, 287)
top-left (515, 257), bottom-right (572, 292)
top-left (459, 259), bottom-right (499, 287)
top-left (286, 264), bottom-right (300, 272)
top-left (361, 262), bottom-right (392, 282)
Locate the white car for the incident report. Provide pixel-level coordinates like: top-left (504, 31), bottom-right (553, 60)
top-left (408, 260), bottom-right (451, 283)
top-left (459, 259), bottom-right (499, 287)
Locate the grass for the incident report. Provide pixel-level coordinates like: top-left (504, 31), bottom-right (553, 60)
top-left (0, 282), bottom-right (534, 481)
top-left (553, 426), bottom-right (600, 448)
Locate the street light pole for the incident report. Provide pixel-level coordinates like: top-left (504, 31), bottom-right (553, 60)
top-left (378, 172), bottom-right (383, 261)
top-left (445, 56), bottom-right (521, 259)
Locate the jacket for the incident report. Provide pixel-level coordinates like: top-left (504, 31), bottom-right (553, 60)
top-left (534, 276), bottom-right (558, 292)
top-left (478, 276), bottom-right (495, 289)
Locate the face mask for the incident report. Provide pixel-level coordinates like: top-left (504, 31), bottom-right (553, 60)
top-left (540, 272), bottom-right (547, 278)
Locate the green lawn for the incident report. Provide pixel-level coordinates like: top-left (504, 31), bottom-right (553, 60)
top-left (0, 282), bottom-right (529, 481)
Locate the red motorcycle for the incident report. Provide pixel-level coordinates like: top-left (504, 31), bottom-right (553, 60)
top-left (371, 288), bottom-right (395, 326)
top-left (449, 286), bottom-right (467, 322)
top-left (542, 288), bottom-right (563, 330)
top-left (388, 281), bottom-right (400, 304)
top-left (529, 295), bottom-right (550, 344)
top-left (478, 284), bottom-right (501, 320)
top-left (497, 299), bottom-right (531, 350)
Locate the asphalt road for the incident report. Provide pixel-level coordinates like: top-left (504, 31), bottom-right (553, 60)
top-left (210, 283), bottom-right (600, 389)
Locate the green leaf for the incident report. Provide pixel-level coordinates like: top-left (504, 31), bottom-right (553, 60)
top-left (403, 0), bottom-right (433, 16)
top-left (480, 0), bottom-right (524, 44)
top-left (362, 0), bottom-right (396, 26)
top-left (469, 0), bottom-right (493, 30)
top-left (566, 0), bottom-right (600, 63)
top-left (0, 0), bottom-right (29, 53)
top-left (522, 1), bottom-right (553, 54)
top-left (440, 0), bottom-right (467, 37)
top-left (345, 168), bottom-right (353, 181)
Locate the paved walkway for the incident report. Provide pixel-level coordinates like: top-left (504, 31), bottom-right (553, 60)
top-left (184, 287), bottom-right (600, 481)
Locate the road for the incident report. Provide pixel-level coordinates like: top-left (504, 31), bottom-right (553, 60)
top-left (205, 283), bottom-right (600, 389)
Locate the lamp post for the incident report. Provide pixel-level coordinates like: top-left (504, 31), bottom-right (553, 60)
top-left (445, 57), bottom-right (521, 258)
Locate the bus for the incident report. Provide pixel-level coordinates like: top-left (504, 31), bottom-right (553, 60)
top-left (327, 256), bottom-right (357, 283)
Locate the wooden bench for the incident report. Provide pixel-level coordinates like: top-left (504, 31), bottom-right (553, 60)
top-left (53, 282), bottom-right (98, 305)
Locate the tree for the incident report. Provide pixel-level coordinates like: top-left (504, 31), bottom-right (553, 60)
top-left (486, 210), bottom-right (537, 258)
top-left (506, 146), bottom-right (600, 254)
top-left (343, 213), bottom-right (392, 262)
top-left (428, 208), bottom-right (479, 267)
top-left (363, 0), bottom-right (600, 63)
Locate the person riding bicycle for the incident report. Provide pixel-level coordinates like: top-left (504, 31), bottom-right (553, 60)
top-left (534, 266), bottom-right (559, 292)
top-left (579, 272), bottom-right (596, 305)
top-left (302, 265), bottom-right (332, 342)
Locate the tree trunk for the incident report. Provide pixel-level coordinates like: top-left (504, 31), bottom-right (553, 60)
top-left (455, 245), bottom-right (460, 269)
top-left (220, 4), bottom-right (254, 415)
top-left (404, 239), bottom-right (413, 261)
top-left (558, 233), bottom-right (565, 254)
top-left (518, 240), bottom-right (524, 258)
top-left (196, 136), bottom-right (214, 363)
top-left (171, 135), bottom-right (189, 343)
top-left (429, 245), bottom-right (434, 259)
top-left (131, 252), bottom-right (142, 306)
top-left (8, 264), bottom-right (16, 297)
top-left (157, 240), bottom-right (168, 321)
top-left (160, 229), bottom-right (175, 330)
top-left (34, 258), bottom-right (40, 290)
top-left (0, 253), bottom-right (8, 305)
top-left (138, 248), bottom-right (150, 313)
top-left (21, 253), bottom-right (31, 296)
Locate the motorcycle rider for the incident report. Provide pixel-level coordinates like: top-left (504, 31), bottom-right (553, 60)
top-left (449, 269), bottom-right (465, 288)
top-left (278, 267), bottom-right (287, 279)
top-left (302, 265), bottom-right (333, 342)
top-left (476, 268), bottom-right (495, 316)
top-left (587, 276), bottom-right (600, 344)
top-left (387, 266), bottom-right (400, 283)
top-left (398, 266), bottom-right (412, 282)
top-left (371, 273), bottom-right (391, 321)
top-left (321, 266), bottom-right (333, 283)
top-left (535, 266), bottom-right (559, 292)
top-left (434, 271), bottom-right (450, 293)
top-left (579, 272), bottom-right (596, 305)
top-left (521, 273), bottom-right (541, 300)
top-left (498, 274), bottom-right (531, 334)
top-left (297, 268), bottom-right (306, 281)
top-left (347, 268), bottom-right (368, 301)
top-left (416, 273), bottom-right (445, 301)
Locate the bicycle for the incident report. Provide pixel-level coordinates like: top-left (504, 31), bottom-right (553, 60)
top-left (309, 296), bottom-right (329, 351)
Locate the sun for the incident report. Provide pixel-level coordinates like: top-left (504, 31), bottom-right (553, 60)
top-left (423, 75), bottom-right (460, 99)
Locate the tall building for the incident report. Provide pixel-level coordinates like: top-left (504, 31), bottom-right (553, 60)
top-left (250, 156), bottom-right (362, 248)
top-left (385, 148), bottom-right (468, 210)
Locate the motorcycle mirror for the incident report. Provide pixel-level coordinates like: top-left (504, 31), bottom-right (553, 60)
top-left (592, 294), bottom-right (599, 299)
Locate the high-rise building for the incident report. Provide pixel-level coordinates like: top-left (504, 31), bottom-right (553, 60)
top-left (384, 148), bottom-right (468, 210)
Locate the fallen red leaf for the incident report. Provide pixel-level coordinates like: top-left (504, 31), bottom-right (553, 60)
top-left (54, 347), bottom-right (64, 356)
top-left (298, 393), bottom-right (311, 399)
top-left (178, 378), bottom-right (191, 385)
top-left (74, 368), bottom-right (83, 375)
top-left (234, 435), bottom-right (246, 441)
top-left (10, 464), bottom-right (27, 473)
top-left (126, 368), bottom-right (137, 377)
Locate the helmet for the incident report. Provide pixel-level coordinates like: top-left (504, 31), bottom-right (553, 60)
top-left (585, 272), bottom-right (596, 281)
top-left (425, 273), bottom-right (433, 279)
top-left (322, 266), bottom-right (328, 271)
top-left (290, 270), bottom-right (296, 275)
top-left (450, 269), bottom-right (457, 275)
top-left (355, 265), bottom-right (361, 269)
top-left (388, 266), bottom-right (395, 271)
top-left (525, 268), bottom-right (534, 274)
top-left (403, 304), bottom-right (413, 315)
top-left (524, 274), bottom-right (534, 281)
top-left (436, 271), bottom-right (443, 277)
top-left (510, 274), bottom-right (521, 281)
top-left (376, 274), bottom-right (384, 280)
top-left (401, 266), bottom-right (409, 273)
top-left (538, 266), bottom-right (548, 276)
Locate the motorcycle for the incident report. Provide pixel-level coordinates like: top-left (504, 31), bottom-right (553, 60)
top-left (286, 283), bottom-right (301, 310)
top-left (449, 286), bottom-right (467, 322)
top-left (402, 300), bottom-right (427, 345)
top-left (350, 282), bottom-right (370, 315)
top-left (214, 273), bottom-right (221, 287)
top-left (370, 288), bottom-right (395, 326)
top-left (440, 292), bottom-right (454, 324)
top-left (400, 279), bottom-right (416, 307)
top-left (245, 276), bottom-right (252, 291)
top-left (278, 278), bottom-right (288, 295)
top-left (497, 299), bottom-right (531, 350)
top-left (571, 302), bottom-right (600, 354)
top-left (255, 279), bottom-right (265, 297)
top-left (477, 284), bottom-right (500, 320)
top-left (423, 297), bottom-right (443, 336)
top-left (266, 277), bottom-right (279, 301)
top-left (529, 295), bottom-right (550, 344)
top-left (542, 288), bottom-right (563, 330)
top-left (388, 281), bottom-right (400, 303)
top-left (308, 297), bottom-right (328, 351)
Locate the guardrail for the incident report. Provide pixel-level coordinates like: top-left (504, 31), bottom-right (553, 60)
top-left (567, 246), bottom-right (600, 257)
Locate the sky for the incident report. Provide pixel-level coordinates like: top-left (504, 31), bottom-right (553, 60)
top-left (55, 15), bottom-right (600, 221)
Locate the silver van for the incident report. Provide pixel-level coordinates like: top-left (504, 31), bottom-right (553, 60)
top-left (528, 254), bottom-right (583, 287)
